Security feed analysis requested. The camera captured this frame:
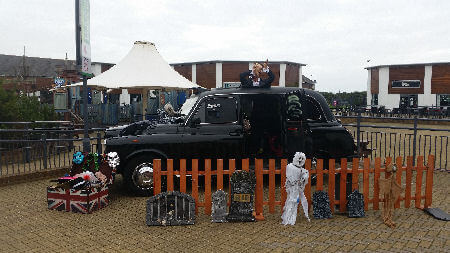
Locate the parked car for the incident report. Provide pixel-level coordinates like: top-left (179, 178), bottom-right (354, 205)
top-left (104, 95), bottom-right (200, 138)
top-left (105, 87), bottom-right (357, 195)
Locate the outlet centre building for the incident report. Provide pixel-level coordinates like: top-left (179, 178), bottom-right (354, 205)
top-left (170, 60), bottom-right (315, 90)
top-left (366, 62), bottom-right (450, 110)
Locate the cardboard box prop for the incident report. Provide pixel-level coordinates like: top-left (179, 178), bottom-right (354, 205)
top-left (47, 184), bottom-right (109, 214)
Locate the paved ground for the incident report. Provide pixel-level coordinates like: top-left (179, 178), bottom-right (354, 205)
top-left (0, 172), bottom-right (449, 252)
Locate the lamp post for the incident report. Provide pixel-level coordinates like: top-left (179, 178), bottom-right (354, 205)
top-left (75, 0), bottom-right (91, 152)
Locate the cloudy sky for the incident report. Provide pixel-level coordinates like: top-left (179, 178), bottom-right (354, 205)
top-left (1, 0), bottom-right (449, 92)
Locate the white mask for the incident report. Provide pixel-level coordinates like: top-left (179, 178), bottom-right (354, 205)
top-left (293, 152), bottom-right (306, 168)
top-left (107, 152), bottom-right (120, 168)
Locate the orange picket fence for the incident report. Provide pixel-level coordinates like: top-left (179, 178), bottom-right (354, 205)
top-left (153, 155), bottom-right (435, 220)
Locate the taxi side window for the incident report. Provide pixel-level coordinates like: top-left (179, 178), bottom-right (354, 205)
top-left (304, 96), bottom-right (324, 122)
top-left (193, 100), bottom-right (206, 123)
top-left (193, 97), bottom-right (238, 124)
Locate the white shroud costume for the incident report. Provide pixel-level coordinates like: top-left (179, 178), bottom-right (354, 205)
top-left (281, 152), bottom-right (310, 225)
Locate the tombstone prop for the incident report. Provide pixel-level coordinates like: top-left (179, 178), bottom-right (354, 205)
top-left (146, 191), bottom-right (195, 226)
top-left (227, 170), bottom-right (256, 222)
top-left (347, 190), bottom-right (365, 218)
top-left (424, 208), bottom-right (450, 221)
top-left (312, 191), bottom-right (332, 219)
top-left (211, 190), bottom-right (228, 223)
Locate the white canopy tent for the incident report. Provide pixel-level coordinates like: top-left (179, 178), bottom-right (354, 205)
top-left (72, 41), bottom-right (198, 89)
top-left (70, 41), bottom-right (200, 120)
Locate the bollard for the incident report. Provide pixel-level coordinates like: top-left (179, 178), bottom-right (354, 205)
top-left (41, 133), bottom-right (47, 169)
top-left (412, 116), bottom-right (418, 165)
top-left (356, 109), bottom-right (361, 157)
top-left (23, 146), bottom-right (31, 163)
top-left (97, 131), bottom-right (102, 154)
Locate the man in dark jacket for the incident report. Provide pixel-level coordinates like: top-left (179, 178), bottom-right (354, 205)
top-left (240, 60), bottom-right (275, 88)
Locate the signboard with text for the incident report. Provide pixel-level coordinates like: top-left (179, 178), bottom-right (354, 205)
top-left (391, 80), bottom-right (421, 88)
top-left (54, 77), bottom-right (66, 87)
top-left (79, 0), bottom-right (92, 75)
top-left (223, 82), bottom-right (241, 88)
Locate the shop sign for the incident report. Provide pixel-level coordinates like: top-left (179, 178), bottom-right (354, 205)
top-left (391, 80), bottom-right (421, 88)
top-left (54, 77), bottom-right (66, 87)
top-left (223, 82), bottom-right (241, 88)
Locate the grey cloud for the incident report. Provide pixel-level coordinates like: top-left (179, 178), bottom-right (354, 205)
top-left (0, 0), bottom-right (448, 92)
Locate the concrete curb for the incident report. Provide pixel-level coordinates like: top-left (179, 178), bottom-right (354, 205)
top-left (0, 167), bottom-right (70, 187)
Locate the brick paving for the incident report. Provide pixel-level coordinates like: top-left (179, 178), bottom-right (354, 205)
top-left (0, 172), bottom-right (448, 252)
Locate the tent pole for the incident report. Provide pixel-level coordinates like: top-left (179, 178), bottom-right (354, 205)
top-left (142, 88), bottom-right (149, 121)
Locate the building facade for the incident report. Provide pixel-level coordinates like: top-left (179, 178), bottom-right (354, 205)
top-left (171, 60), bottom-right (314, 90)
top-left (366, 63), bottom-right (450, 109)
top-left (0, 54), bottom-right (113, 92)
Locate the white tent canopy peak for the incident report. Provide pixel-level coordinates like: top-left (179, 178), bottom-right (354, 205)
top-left (71, 41), bottom-right (200, 89)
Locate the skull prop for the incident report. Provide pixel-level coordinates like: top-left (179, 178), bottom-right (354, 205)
top-left (73, 152), bottom-right (84, 165)
top-left (107, 152), bottom-right (120, 168)
top-left (293, 152), bottom-right (306, 168)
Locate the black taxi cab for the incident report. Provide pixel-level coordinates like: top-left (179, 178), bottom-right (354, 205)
top-left (105, 87), bottom-right (357, 195)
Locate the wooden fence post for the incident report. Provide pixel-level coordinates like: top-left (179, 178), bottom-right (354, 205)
top-left (192, 159), bottom-right (199, 214)
top-left (316, 159), bottom-right (323, 191)
top-left (242, 158), bottom-right (249, 172)
top-left (373, 157), bottom-right (381, 210)
top-left (281, 159), bottom-right (287, 208)
top-left (395, 156), bottom-right (403, 208)
top-left (228, 159), bottom-right (235, 206)
top-left (153, 159), bottom-right (161, 195)
top-left (385, 157), bottom-right (392, 179)
top-left (217, 159), bottom-right (223, 190)
top-left (328, 159), bottom-right (335, 213)
top-left (424, 155), bottom-right (435, 208)
top-left (363, 158), bottom-right (370, 211)
top-left (180, 159), bottom-right (186, 193)
top-left (269, 159), bottom-right (275, 214)
top-left (254, 159), bottom-right (264, 221)
top-left (352, 158), bottom-right (359, 191)
top-left (415, 156), bottom-right (424, 209)
top-left (205, 159), bottom-right (212, 215)
top-left (339, 158), bottom-right (347, 212)
top-left (405, 157), bottom-right (413, 208)
top-left (305, 159), bottom-right (312, 209)
top-left (167, 159), bottom-right (174, 191)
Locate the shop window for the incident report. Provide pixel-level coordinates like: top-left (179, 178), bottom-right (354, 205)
top-left (399, 94), bottom-right (418, 108)
top-left (371, 94), bottom-right (378, 106)
top-left (439, 94), bottom-right (450, 106)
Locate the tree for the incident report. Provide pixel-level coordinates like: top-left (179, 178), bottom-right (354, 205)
top-left (0, 80), bottom-right (57, 124)
top-left (0, 80), bottom-right (20, 122)
top-left (318, 91), bottom-right (367, 107)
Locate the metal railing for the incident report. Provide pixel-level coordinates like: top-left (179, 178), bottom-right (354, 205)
top-left (0, 127), bottom-right (105, 177)
top-left (1, 113), bottom-right (448, 179)
top-left (333, 105), bottom-right (450, 119)
top-left (337, 112), bottom-right (450, 170)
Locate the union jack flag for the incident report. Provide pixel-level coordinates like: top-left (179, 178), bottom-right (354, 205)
top-left (47, 185), bottom-right (109, 214)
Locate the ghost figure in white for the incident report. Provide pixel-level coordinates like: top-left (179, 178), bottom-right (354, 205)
top-left (107, 152), bottom-right (120, 168)
top-left (281, 152), bottom-right (310, 225)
